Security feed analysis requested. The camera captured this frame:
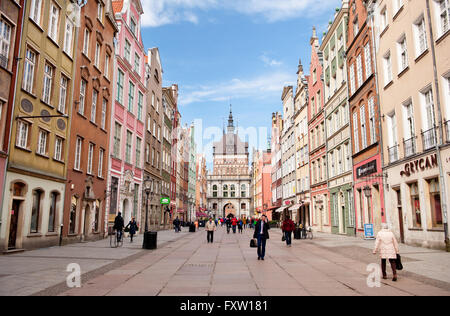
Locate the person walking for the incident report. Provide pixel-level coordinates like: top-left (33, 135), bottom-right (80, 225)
top-left (173, 217), bottom-right (180, 233)
top-left (226, 217), bottom-right (231, 234)
top-left (231, 216), bottom-right (238, 234)
top-left (113, 212), bottom-right (125, 243)
top-left (373, 223), bottom-right (400, 281)
top-left (238, 219), bottom-right (243, 234)
top-left (243, 217), bottom-right (247, 230)
top-left (253, 215), bottom-right (270, 260)
top-left (205, 218), bottom-right (216, 243)
top-left (281, 215), bottom-right (295, 247)
top-left (125, 217), bottom-right (138, 243)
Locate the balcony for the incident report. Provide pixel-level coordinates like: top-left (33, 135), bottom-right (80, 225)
top-left (388, 144), bottom-right (399, 163)
top-left (422, 127), bottom-right (437, 151)
top-left (403, 137), bottom-right (416, 158)
top-left (445, 121), bottom-right (450, 143)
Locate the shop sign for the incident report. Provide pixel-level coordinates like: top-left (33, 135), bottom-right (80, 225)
top-left (364, 224), bottom-right (375, 239)
top-left (356, 161), bottom-right (377, 179)
top-left (160, 197), bottom-right (170, 205)
top-left (400, 154), bottom-right (438, 177)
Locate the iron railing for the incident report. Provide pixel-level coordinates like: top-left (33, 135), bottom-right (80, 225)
top-left (422, 127), bottom-right (437, 151)
top-left (388, 144), bottom-right (399, 163)
top-left (403, 137), bottom-right (416, 158)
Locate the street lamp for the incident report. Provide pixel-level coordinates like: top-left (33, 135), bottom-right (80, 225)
top-left (143, 177), bottom-right (153, 233)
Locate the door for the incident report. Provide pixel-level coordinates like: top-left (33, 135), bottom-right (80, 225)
top-left (398, 207), bottom-right (405, 244)
top-left (8, 200), bottom-right (22, 249)
top-left (84, 204), bottom-right (90, 238)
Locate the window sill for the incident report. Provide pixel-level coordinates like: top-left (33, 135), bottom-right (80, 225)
top-left (414, 49), bottom-right (429, 64)
top-left (15, 146), bottom-right (32, 153)
top-left (82, 53), bottom-right (91, 63)
top-left (47, 35), bottom-right (60, 48)
top-left (62, 50), bottom-right (73, 61)
top-left (380, 25), bottom-right (389, 39)
top-left (392, 6), bottom-right (404, 21)
top-left (397, 66), bottom-right (409, 79)
top-left (36, 152), bottom-right (50, 159)
top-left (77, 112), bottom-right (88, 120)
top-left (435, 28), bottom-right (450, 46)
top-left (427, 228), bottom-right (444, 232)
top-left (103, 75), bottom-right (110, 83)
top-left (93, 64), bottom-right (101, 74)
top-left (28, 18), bottom-right (44, 33)
top-left (40, 99), bottom-right (54, 109)
top-left (90, 121), bottom-right (98, 128)
top-left (21, 88), bottom-right (37, 100)
top-left (73, 168), bottom-right (83, 174)
top-left (383, 80), bottom-right (393, 90)
top-left (52, 158), bottom-right (65, 164)
top-left (45, 232), bottom-right (58, 237)
top-left (27, 233), bottom-right (43, 238)
top-left (408, 227), bottom-right (423, 231)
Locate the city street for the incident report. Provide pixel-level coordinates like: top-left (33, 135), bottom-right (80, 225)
top-left (0, 226), bottom-right (449, 296)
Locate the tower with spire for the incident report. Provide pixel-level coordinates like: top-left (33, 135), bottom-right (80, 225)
top-left (227, 104), bottom-right (235, 134)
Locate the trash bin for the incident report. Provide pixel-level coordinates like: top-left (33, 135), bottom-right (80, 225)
top-left (143, 231), bottom-right (157, 250)
top-left (294, 228), bottom-right (301, 240)
top-left (189, 224), bottom-right (196, 233)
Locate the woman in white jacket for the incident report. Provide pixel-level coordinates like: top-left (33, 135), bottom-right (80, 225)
top-left (373, 223), bottom-right (400, 281)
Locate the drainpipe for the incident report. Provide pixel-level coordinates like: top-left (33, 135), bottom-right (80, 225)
top-left (367, 1), bottom-right (387, 227)
top-left (426, 0), bottom-right (449, 252)
top-left (0, 0), bottom-right (27, 242)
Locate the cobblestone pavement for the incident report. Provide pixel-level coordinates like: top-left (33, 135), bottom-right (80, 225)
top-left (55, 226), bottom-right (450, 296)
top-left (1, 226), bottom-right (449, 296)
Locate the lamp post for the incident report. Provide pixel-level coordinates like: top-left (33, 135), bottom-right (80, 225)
top-left (143, 177), bottom-right (153, 233)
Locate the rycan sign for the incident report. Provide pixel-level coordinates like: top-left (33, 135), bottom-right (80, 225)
top-left (400, 154), bottom-right (438, 177)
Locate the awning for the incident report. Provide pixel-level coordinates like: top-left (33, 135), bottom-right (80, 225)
top-left (275, 206), bottom-right (288, 213)
top-left (289, 204), bottom-right (302, 211)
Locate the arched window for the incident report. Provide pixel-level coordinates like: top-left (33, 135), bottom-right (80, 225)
top-left (223, 185), bottom-right (228, 198)
top-left (230, 185), bottom-right (236, 197)
top-left (31, 189), bottom-right (44, 233)
top-left (70, 196), bottom-right (78, 234)
top-left (241, 184), bottom-right (246, 197)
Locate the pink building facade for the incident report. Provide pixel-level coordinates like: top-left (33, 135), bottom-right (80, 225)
top-left (107, 0), bottom-right (147, 227)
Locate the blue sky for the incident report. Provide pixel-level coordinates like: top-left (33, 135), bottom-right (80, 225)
top-left (140, 0), bottom-right (341, 163)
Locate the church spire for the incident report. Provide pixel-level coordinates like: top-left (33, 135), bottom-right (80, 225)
top-left (227, 104), bottom-right (235, 133)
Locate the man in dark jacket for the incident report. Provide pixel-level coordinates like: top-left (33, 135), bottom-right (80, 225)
top-left (113, 212), bottom-right (125, 243)
top-left (173, 217), bottom-right (180, 233)
top-left (253, 215), bottom-right (270, 260)
top-left (226, 217), bottom-right (231, 234)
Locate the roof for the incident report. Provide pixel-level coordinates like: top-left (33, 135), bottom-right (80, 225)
top-left (111, 0), bottom-right (124, 14)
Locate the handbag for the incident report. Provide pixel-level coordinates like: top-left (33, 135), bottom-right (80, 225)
top-left (250, 239), bottom-right (257, 248)
top-left (396, 254), bottom-right (403, 270)
top-left (124, 227), bottom-right (130, 233)
top-left (282, 235), bottom-right (286, 242)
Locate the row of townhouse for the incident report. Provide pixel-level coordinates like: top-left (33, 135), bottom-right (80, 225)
top-left (0, 0), bottom-right (196, 253)
top-left (269, 0), bottom-right (450, 250)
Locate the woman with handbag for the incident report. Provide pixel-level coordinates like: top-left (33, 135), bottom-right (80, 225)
top-left (125, 217), bottom-right (138, 243)
top-left (373, 223), bottom-right (400, 281)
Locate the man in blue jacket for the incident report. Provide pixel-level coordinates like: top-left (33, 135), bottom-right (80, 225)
top-left (253, 215), bottom-right (270, 260)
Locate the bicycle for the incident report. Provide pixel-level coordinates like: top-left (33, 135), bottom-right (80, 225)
top-left (109, 229), bottom-right (124, 248)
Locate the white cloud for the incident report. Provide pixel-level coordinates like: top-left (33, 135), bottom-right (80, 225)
top-left (179, 72), bottom-right (295, 105)
top-left (260, 54), bottom-right (283, 67)
top-left (141, 0), bottom-right (340, 27)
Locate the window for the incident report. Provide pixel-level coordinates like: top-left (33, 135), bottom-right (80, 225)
top-left (423, 89), bottom-right (436, 130)
top-left (394, 0), bottom-right (404, 14)
top-left (360, 105), bottom-right (367, 149)
top-left (16, 120), bottom-right (29, 149)
top-left (137, 92), bottom-right (143, 121)
top-left (130, 18), bottom-right (137, 36)
top-left (241, 184), bottom-right (246, 197)
top-left (364, 43), bottom-right (372, 78)
top-left (79, 80), bottom-right (87, 115)
top-left (368, 97), bottom-right (376, 145)
top-left (353, 112), bottom-right (359, 153)
top-left (116, 69), bottom-right (124, 104)
top-left (128, 82), bottom-right (134, 113)
top-left (145, 143), bottom-right (150, 163)
top-left (70, 196), bottom-right (77, 234)
top-left (42, 63), bottom-right (53, 104)
top-left (356, 54), bottom-right (363, 87)
top-left (48, 192), bottom-right (58, 233)
top-left (223, 185), bottom-right (228, 198)
top-left (0, 19), bottom-right (12, 68)
top-left (231, 185), bottom-right (236, 198)
top-left (48, 2), bottom-right (60, 42)
top-left (397, 35), bottom-right (408, 72)
top-left (404, 101), bottom-right (415, 140)
top-left (97, 1), bottom-right (104, 22)
top-left (31, 190), bottom-right (43, 233)
top-left (23, 49), bottom-right (36, 93)
top-left (126, 131), bottom-right (132, 164)
top-left (349, 63), bottom-right (356, 95)
top-left (125, 40), bottom-right (131, 62)
top-left (135, 53), bottom-right (140, 73)
top-left (213, 185), bottom-right (218, 197)
top-left (94, 42), bottom-right (100, 68)
top-left (428, 178), bottom-right (443, 227)
top-left (101, 98), bottom-right (107, 129)
top-left (414, 17), bottom-right (428, 56)
top-left (37, 129), bottom-right (48, 156)
top-left (63, 18), bottom-right (74, 56)
top-left (91, 90), bottom-right (98, 123)
top-left (83, 28), bottom-right (90, 56)
top-left (59, 76), bottom-right (68, 113)
top-left (437, 0), bottom-right (450, 35)
top-left (87, 143), bottom-right (94, 174)
top-left (105, 54), bottom-right (110, 79)
top-left (383, 51), bottom-right (392, 85)
top-left (152, 148), bottom-right (155, 166)
top-left (410, 182), bottom-right (421, 228)
top-left (353, 18), bottom-right (359, 36)
top-left (54, 136), bottom-right (63, 161)
top-left (30, 0), bottom-right (43, 25)
top-left (136, 137), bottom-right (141, 168)
top-left (74, 137), bottom-right (82, 170)
top-left (380, 7), bottom-right (388, 31)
